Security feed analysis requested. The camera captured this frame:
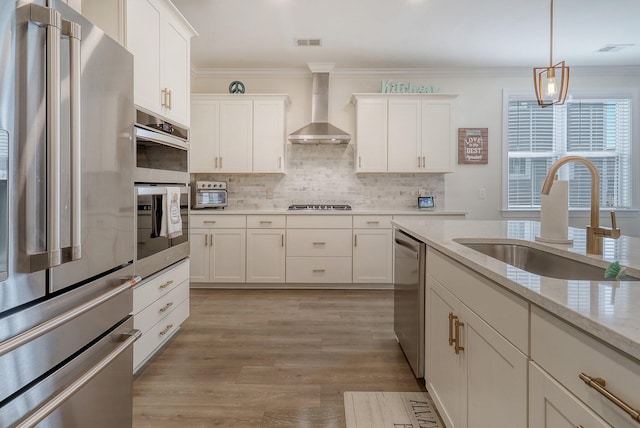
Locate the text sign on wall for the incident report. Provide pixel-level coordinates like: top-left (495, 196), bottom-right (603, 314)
top-left (458, 128), bottom-right (488, 164)
top-left (381, 80), bottom-right (439, 94)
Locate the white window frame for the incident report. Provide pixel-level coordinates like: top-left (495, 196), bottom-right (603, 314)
top-left (502, 88), bottom-right (640, 215)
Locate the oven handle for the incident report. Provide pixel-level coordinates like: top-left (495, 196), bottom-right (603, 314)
top-left (0, 276), bottom-right (141, 357)
top-left (136, 185), bottom-right (190, 196)
top-left (15, 329), bottom-right (142, 428)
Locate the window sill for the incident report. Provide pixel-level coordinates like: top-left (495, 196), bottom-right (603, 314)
top-left (501, 209), bottom-right (640, 219)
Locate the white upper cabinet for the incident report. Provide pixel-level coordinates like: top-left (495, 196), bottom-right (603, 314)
top-left (352, 94), bottom-right (458, 173)
top-left (82, 0), bottom-right (197, 127)
top-left (190, 94), bottom-right (289, 174)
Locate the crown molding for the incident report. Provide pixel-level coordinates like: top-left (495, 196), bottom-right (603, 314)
top-left (192, 65), bottom-right (640, 79)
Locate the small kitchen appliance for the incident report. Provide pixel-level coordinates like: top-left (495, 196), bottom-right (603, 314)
top-left (193, 181), bottom-right (228, 209)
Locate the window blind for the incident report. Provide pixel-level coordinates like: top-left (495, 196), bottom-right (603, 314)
top-left (506, 97), bottom-right (632, 210)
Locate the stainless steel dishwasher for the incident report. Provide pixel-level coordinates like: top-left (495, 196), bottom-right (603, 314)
top-left (393, 229), bottom-right (426, 378)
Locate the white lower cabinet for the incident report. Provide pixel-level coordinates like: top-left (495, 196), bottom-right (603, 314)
top-left (530, 362), bottom-right (611, 428)
top-left (427, 248), bottom-right (528, 428)
top-left (353, 215), bottom-right (393, 283)
top-left (132, 259), bottom-right (190, 373)
top-left (189, 215), bottom-right (246, 283)
top-left (530, 305), bottom-right (640, 428)
top-left (246, 216), bottom-right (286, 283)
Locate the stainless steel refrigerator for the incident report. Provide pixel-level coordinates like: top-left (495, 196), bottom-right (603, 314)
top-left (0, 1), bottom-right (139, 426)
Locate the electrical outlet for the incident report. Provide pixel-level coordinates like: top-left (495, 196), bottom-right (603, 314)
top-left (478, 187), bottom-right (487, 199)
top-left (266, 188), bottom-right (273, 199)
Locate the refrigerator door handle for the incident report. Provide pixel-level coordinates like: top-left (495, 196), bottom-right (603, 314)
top-left (62, 19), bottom-right (82, 260)
top-left (14, 329), bottom-right (142, 428)
top-left (0, 275), bottom-right (141, 358)
top-left (28, 4), bottom-right (62, 270)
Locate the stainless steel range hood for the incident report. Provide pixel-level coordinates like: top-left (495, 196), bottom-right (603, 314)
top-left (288, 72), bottom-right (351, 144)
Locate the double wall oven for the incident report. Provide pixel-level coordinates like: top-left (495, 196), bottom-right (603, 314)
top-left (135, 110), bottom-right (190, 279)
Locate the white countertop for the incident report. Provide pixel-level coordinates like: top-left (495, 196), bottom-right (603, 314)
top-left (391, 218), bottom-right (640, 362)
top-left (190, 208), bottom-right (467, 216)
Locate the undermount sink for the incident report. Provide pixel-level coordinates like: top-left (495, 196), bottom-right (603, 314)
top-left (455, 241), bottom-right (640, 281)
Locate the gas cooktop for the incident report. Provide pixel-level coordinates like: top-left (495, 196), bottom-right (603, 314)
top-left (288, 204), bottom-right (352, 211)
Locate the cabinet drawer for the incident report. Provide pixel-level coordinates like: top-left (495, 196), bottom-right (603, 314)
top-left (134, 280), bottom-right (189, 334)
top-left (531, 306), bottom-right (640, 428)
top-left (133, 260), bottom-right (189, 314)
top-left (427, 248), bottom-right (529, 354)
top-left (190, 215), bottom-right (246, 228)
top-left (287, 229), bottom-right (352, 257)
top-left (133, 298), bottom-right (189, 372)
top-left (353, 215), bottom-right (392, 228)
top-left (286, 215), bottom-right (352, 229)
top-left (247, 215), bottom-right (286, 228)
top-left (286, 257), bottom-right (352, 283)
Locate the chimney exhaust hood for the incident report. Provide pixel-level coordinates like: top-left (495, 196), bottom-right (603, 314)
top-left (288, 68), bottom-right (351, 144)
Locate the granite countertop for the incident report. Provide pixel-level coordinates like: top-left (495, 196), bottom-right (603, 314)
top-left (391, 218), bottom-right (640, 362)
top-left (190, 208), bottom-right (468, 216)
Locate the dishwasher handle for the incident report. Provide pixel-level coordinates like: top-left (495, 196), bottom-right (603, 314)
top-left (395, 238), bottom-right (420, 259)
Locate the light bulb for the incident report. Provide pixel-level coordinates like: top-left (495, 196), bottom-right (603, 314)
top-left (545, 77), bottom-right (558, 97)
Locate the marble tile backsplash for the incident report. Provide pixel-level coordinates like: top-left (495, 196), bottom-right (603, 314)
top-left (192, 144), bottom-right (445, 209)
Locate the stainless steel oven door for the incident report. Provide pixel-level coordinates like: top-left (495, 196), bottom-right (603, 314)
top-left (134, 126), bottom-right (189, 184)
top-left (135, 185), bottom-right (189, 279)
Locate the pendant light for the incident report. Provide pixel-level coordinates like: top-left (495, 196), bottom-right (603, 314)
top-left (533, 0), bottom-right (570, 107)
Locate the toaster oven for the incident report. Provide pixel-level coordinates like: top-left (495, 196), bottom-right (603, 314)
top-left (192, 181), bottom-right (227, 209)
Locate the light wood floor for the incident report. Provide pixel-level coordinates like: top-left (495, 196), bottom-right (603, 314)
top-left (133, 288), bottom-right (425, 427)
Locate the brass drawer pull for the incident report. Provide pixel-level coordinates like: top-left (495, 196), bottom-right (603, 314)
top-left (312, 269), bottom-right (326, 273)
top-left (203, 220), bottom-right (216, 224)
top-left (259, 221), bottom-right (273, 224)
top-left (579, 372), bottom-right (640, 423)
top-left (159, 302), bottom-right (174, 313)
top-left (159, 324), bottom-right (174, 336)
top-left (366, 221), bottom-right (380, 224)
top-left (312, 242), bottom-right (326, 245)
top-left (448, 312), bottom-right (455, 346)
top-left (159, 280), bottom-right (173, 289)
top-left (454, 319), bottom-right (465, 354)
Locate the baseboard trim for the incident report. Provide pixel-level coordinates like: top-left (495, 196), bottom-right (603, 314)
top-left (189, 282), bottom-right (393, 290)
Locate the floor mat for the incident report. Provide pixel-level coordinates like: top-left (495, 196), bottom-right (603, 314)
top-left (344, 391), bottom-right (443, 428)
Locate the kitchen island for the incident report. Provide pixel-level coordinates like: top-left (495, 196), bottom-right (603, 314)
top-left (392, 218), bottom-right (640, 428)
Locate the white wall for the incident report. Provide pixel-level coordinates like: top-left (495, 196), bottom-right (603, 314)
top-left (192, 69), bottom-right (640, 236)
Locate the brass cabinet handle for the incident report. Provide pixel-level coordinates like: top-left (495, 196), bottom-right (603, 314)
top-left (259, 221), bottom-right (272, 224)
top-left (214, 157), bottom-right (218, 169)
top-left (312, 269), bottom-right (326, 273)
top-left (159, 324), bottom-right (174, 336)
top-left (204, 234), bottom-right (208, 247)
top-left (159, 280), bottom-right (173, 289)
top-left (448, 312), bottom-right (455, 346)
top-left (366, 221), bottom-right (380, 224)
top-left (422, 156), bottom-right (426, 168)
top-left (312, 242), bottom-right (326, 246)
top-left (161, 88), bottom-right (167, 108)
top-left (454, 319), bottom-right (465, 354)
top-left (281, 234), bottom-right (284, 247)
top-left (354, 234), bottom-right (357, 247)
top-left (220, 157), bottom-right (223, 168)
top-left (358, 156), bottom-right (362, 168)
top-left (203, 220), bottom-right (216, 224)
top-left (278, 156), bottom-right (282, 169)
top-left (418, 156), bottom-right (421, 168)
top-left (159, 302), bottom-right (174, 313)
top-left (167, 89), bottom-right (172, 110)
top-left (579, 372), bottom-right (640, 423)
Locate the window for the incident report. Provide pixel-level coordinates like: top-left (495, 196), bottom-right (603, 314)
top-left (504, 92), bottom-right (633, 210)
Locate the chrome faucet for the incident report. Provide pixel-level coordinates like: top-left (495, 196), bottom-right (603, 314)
top-left (541, 156), bottom-right (620, 255)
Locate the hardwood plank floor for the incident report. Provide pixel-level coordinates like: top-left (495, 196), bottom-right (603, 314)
top-left (133, 289), bottom-right (425, 427)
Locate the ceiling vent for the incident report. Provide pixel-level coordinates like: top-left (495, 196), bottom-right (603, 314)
top-left (597, 44), bottom-right (635, 52)
top-left (296, 38), bottom-right (322, 47)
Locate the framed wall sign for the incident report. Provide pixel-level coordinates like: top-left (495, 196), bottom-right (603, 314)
top-left (458, 128), bottom-right (488, 164)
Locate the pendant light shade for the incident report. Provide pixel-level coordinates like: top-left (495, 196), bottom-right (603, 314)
top-left (533, 0), bottom-right (570, 107)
